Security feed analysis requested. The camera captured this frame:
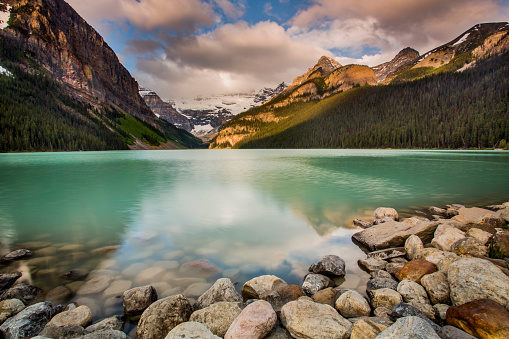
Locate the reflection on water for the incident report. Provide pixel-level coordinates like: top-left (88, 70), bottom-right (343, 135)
top-left (0, 149), bottom-right (508, 322)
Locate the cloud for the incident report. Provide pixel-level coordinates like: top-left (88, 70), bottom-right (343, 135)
top-left (213, 0), bottom-right (246, 19)
top-left (67, 0), bottom-right (217, 31)
top-left (132, 21), bottom-right (331, 98)
top-left (289, 0), bottom-right (509, 65)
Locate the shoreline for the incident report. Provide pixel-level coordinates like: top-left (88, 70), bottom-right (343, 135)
top-left (0, 201), bottom-right (508, 338)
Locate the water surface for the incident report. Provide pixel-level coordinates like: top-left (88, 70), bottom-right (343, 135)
top-left (0, 149), bottom-right (508, 321)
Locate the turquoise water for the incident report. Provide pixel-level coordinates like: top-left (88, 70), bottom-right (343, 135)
top-left (0, 149), bottom-right (508, 320)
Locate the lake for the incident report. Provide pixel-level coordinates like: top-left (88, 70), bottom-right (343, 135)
top-left (0, 149), bottom-right (508, 324)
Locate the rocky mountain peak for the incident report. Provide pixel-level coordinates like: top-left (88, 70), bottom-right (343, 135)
top-left (373, 47), bottom-right (420, 83)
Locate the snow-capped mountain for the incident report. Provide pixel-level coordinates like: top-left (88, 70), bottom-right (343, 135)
top-left (140, 83), bottom-right (287, 140)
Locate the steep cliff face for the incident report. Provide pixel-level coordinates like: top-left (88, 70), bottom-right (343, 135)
top-left (373, 47), bottom-right (419, 83)
top-left (139, 87), bottom-right (193, 131)
top-left (0, 0), bottom-right (155, 123)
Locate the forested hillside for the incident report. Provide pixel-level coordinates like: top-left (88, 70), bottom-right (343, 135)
top-left (211, 51), bottom-right (509, 150)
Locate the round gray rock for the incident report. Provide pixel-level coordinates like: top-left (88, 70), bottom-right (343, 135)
top-left (376, 316), bottom-right (440, 338)
top-left (136, 294), bottom-right (192, 339)
top-left (309, 255), bottom-right (346, 277)
top-left (195, 278), bottom-right (242, 310)
top-left (122, 285), bottom-right (158, 316)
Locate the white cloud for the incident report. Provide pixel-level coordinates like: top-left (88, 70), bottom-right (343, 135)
top-left (133, 21), bottom-right (331, 99)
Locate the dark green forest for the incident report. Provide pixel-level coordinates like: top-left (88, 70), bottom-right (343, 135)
top-left (218, 50), bottom-right (509, 149)
top-left (0, 40), bottom-right (205, 152)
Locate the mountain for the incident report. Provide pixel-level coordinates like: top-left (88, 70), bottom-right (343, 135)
top-left (373, 47), bottom-right (420, 83)
top-left (210, 22), bottom-right (509, 149)
top-left (0, 0), bottom-right (204, 151)
top-left (141, 82), bottom-right (287, 142)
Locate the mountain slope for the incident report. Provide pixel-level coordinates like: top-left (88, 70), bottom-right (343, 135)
top-left (373, 47), bottom-right (420, 82)
top-left (213, 50), bottom-right (508, 150)
top-left (211, 23), bottom-right (509, 150)
top-left (0, 0), bottom-right (204, 150)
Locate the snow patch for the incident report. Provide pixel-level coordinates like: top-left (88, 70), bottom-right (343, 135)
top-left (453, 33), bottom-right (470, 46)
top-left (0, 65), bottom-right (12, 77)
top-left (0, 5), bottom-right (11, 30)
top-left (192, 124), bottom-right (214, 134)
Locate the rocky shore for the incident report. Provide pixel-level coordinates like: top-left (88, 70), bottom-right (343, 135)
top-left (1, 202), bottom-right (509, 338)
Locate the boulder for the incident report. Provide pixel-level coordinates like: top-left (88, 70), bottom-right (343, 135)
top-left (166, 321), bottom-right (220, 339)
top-left (102, 280), bottom-right (132, 300)
top-left (134, 267), bottom-right (167, 286)
top-left (190, 302), bottom-right (241, 338)
top-left (405, 235), bottom-right (423, 261)
top-left (352, 221), bottom-right (414, 251)
top-left (0, 273), bottom-right (22, 292)
top-left (421, 271), bottom-right (450, 305)
top-left (85, 315), bottom-right (124, 333)
top-left (388, 302), bottom-right (423, 320)
top-left (266, 285), bottom-right (304, 312)
top-left (0, 301), bottom-right (54, 338)
top-left (375, 316), bottom-right (440, 339)
top-left (224, 300), bottom-right (276, 339)
top-left (370, 288), bottom-right (403, 310)
top-left (1, 249), bottom-right (33, 262)
top-left (489, 229), bottom-right (509, 259)
top-left (448, 258), bottom-right (509, 308)
top-left (122, 285), bottom-right (158, 316)
top-left (374, 207), bottom-right (399, 221)
top-left (302, 274), bottom-right (334, 296)
top-left (0, 298), bottom-right (25, 324)
top-left (136, 294), bottom-right (192, 339)
top-left (45, 286), bottom-right (72, 305)
top-left (431, 226), bottom-right (466, 251)
top-left (466, 228), bottom-right (493, 245)
top-left (242, 275), bottom-right (287, 300)
top-left (436, 253), bottom-right (460, 273)
top-left (280, 298), bottom-right (352, 339)
top-left (335, 290), bottom-right (370, 318)
top-left (408, 302), bottom-right (437, 320)
top-left (311, 287), bottom-right (337, 308)
top-left (39, 324), bottom-right (85, 338)
top-left (366, 278), bottom-right (398, 299)
top-left (397, 280), bottom-right (430, 305)
top-left (309, 255), bottom-right (346, 277)
top-left (195, 278), bottom-right (241, 310)
top-left (437, 326), bottom-right (477, 339)
top-left (373, 307), bottom-right (391, 318)
top-left (46, 305), bottom-right (92, 328)
top-left (453, 207), bottom-right (506, 233)
top-left (358, 258), bottom-right (386, 272)
top-left (446, 299), bottom-right (509, 339)
top-left (451, 237), bottom-right (488, 257)
top-left (370, 270), bottom-right (393, 280)
top-left (350, 317), bottom-right (392, 339)
top-left (0, 283), bottom-right (41, 305)
top-left (395, 259), bottom-right (437, 283)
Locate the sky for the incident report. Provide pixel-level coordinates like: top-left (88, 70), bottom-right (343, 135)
top-left (66, 0), bottom-right (509, 100)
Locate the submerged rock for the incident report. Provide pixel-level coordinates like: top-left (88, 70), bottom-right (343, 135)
top-left (1, 249), bottom-right (33, 262)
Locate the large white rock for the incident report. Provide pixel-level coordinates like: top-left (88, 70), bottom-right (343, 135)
top-left (241, 275), bottom-right (287, 300)
top-left (448, 258), bottom-right (509, 309)
top-left (165, 322), bottom-right (220, 339)
top-left (335, 290), bottom-right (371, 318)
